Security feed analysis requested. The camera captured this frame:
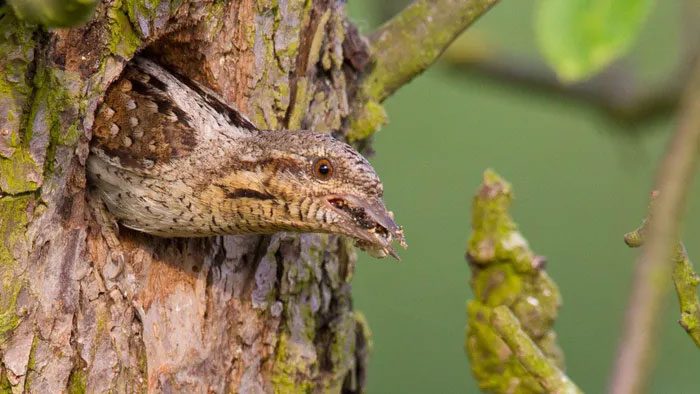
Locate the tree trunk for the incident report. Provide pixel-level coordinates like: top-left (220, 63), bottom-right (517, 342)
top-left (0, 1), bottom-right (372, 392)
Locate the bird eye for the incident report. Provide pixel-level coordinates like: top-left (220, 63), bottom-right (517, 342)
top-left (313, 158), bottom-right (333, 180)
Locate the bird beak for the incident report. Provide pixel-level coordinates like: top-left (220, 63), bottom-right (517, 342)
top-left (326, 194), bottom-right (407, 260)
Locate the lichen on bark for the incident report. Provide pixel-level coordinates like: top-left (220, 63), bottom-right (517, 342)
top-left (465, 170), bottom-right (567, 393)
top-left (0, 9), bottom-right (39, 194)
top-left (0, 196), bottom-right (30, 346)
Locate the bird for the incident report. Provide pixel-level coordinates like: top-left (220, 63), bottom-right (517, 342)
top-left (87, 57), bottom-right (406, 259)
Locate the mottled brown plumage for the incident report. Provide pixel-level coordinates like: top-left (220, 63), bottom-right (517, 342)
top-left (88, 57), bottom-right (405, 258)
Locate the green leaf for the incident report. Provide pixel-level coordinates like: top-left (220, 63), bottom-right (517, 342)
top-left (535, 0), bottom-right (654, 83)
top-left (7, 0), bottom-right (98, 28)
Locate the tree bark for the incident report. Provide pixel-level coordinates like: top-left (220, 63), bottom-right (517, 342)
top-left (0, 0), bottom-right (499, 391)
top-left (0, 1), bottom-right (372, 392)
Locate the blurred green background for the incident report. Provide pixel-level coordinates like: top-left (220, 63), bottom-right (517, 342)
top-left (347, 1), bottom-right (700, 393)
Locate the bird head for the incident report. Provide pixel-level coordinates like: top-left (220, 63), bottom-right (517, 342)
top-left (214, 130), bottom-right (406, 259)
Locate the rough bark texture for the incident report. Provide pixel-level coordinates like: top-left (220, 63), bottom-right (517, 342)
top-left (0, 0), bottom-right (373, 392)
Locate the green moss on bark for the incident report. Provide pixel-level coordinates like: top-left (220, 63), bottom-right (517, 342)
top-left (345, 100), bottom-right (387, 143)
top-left (271, 333), bottom-right (314, 394)
top-left (0, 153), bottom-right (40, 194)
top-left (465, 170), bottom-right (564, 394)
top-left (201, 1), bottom-right (226, 36)
top-left (124, 0), bottom-right (162, 20)
top-left (0, 278), bottom-right (22, 346)
top-left (107, 3), bottom-right (142, 58)
top-left (0, 366), bottom-right (11, 394)
top-left (67, 365), bottom-right (87, 394)
top-left (0, 8), bottom-right (34, 97)
top-left (0, 195), bottom-right (30, 345)
top-left (23, 334), bottom-right (38, 392)
top-left (0, 8), bottom-right (82, 192)
top-left (26, 62), bottom-right (81, 177)
top-left (0, 9), bottom-right (40, 194)
top-left (323, 312), bottom-right (356, 392)
top-left (271, 235), bottom-right (353, 393)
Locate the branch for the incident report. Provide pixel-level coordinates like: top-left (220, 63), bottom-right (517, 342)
top-left (465, 170), bottom-right (579, 393)
top-left (672, 245), bottom-right (700, 347)
top-left (367, 0), bottom-right (498, 102)
top-left (624, 201), bottom-right (700, 348)
top-left (440, 0), bottom-right (700, 129)
top-left (491, 306), bottom-right (582, 394)
top-left (609, 55), bottom-right (700, 394)
top-left (442, 48), bottom-right (682, 126)
top-left (345, 0), bottom-right (499, 141)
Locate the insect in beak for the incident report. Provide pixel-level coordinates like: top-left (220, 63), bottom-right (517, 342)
top-left (326, 194), bottom-right (407, 260)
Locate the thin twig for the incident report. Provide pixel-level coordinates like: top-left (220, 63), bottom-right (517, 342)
top-left (624, 210), bottom-right (700, 348)
top-left (345, 0), bottom-right (499, 141)
top-left (438, 0), bottom-right (700, 128)
top-left (491, 306), bottom-right (582, 394)
top-left (442, 49), bottom-right (682, 126)
top-left (609, 55), bottom-right (700, 394)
